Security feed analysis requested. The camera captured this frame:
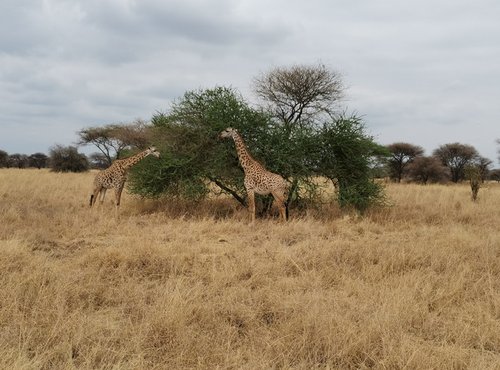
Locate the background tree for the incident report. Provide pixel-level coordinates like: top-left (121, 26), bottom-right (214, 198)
top-left (88, 153), bottom-right (109, 169)
top-left (8, 154), bottom-right (29, 169)
top-left (369, 155), bottom-right (390, 179)
top-left (49, 145), bottom-right (89, 173)
top-left (28, 153), bottom-right (48, 169)
top-left (386, 142), bottom-right (424, 182)
top-left (407, 156), bottom-right (449, 184)
top-left (77, 119), bottom-right (150, 166)
top-left (489, 168), bottom-right (500, 182)
top-left (253, 63), bottom-right (343, 133)
top-left (0, 150), bottom-right (8, 167)
top-left (433, 143), bottom-right (478, 183)
top-left (473, 156), bottom-right (492, 183)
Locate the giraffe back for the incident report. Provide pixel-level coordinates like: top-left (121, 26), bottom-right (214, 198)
top-left (94, 161), bottom-right (129, 189)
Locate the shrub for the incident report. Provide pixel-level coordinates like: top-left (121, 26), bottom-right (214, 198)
top-left (316, 114), bottom-right (389, 212)
top-left (407, 156), bottom-right (449, 184)
top-left (49, 145), bottom-right (89, 172)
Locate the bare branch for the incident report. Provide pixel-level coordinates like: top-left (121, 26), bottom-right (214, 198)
top-left (253, 63), bottom-right (344, 131)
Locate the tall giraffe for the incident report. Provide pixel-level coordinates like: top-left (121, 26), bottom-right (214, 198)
top-left (219, 127), bottom-right (289, 222)
top-left (89, 146), bottom-right (160, 216)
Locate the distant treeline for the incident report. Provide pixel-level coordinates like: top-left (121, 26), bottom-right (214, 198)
top-left (0, 146), bottom-right (90, 172)
top-left (3, 133), bottom-right (499, 183)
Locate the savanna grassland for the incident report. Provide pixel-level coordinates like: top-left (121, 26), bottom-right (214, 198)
top-left (1, 168), bottom-right (500, 369)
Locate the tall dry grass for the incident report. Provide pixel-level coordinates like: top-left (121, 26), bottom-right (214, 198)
top-left (1, 168), bottom-right (499, 369)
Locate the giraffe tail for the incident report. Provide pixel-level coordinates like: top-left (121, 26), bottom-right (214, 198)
top-left (89, 194), bottom-right (94, 207)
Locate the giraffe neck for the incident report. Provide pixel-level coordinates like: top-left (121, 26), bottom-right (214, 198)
top-left (232, 132), bottom-right (260, 173)
top-left (120, 150), bottom-right (150, 170)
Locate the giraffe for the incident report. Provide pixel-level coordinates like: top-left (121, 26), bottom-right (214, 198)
top-left (89, 146), bottom-right (160, 216)
top-left (219, 127), bottom-right (289, 222)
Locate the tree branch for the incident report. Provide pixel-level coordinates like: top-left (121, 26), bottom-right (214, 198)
top-left (208, 176), bottom-right (247, 207)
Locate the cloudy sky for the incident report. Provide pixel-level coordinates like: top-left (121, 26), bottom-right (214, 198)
top-left (1, 0), bottom-right (499, 162)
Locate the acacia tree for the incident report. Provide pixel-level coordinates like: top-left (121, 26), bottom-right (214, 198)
top-left (130, 66), bottom-right (387, 215)
top-left (407, 156), bottom-right (449, 184)
top-left (28, 153), bottom-right (48, 169)
top-left (133, 85), bottom-right (387, 214)
top-left (9, 154), bottom-right (28, 169)
top-left (433, 143), bottom-right (478, 183)
top-left (77, 119), bottom-right (150, 166)
top-left (128, 87), bottom-right (270, 206)
top-left (386, 142), bottom-right (424, 182)
top-left (253, 63), bottom-right (344, 133)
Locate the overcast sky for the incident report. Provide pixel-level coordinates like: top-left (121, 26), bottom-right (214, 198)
top-left (1, 0), bottom-right (499, 163)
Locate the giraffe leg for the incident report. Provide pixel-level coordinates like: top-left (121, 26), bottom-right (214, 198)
top-left (114, 184), bottom-right (124, 218)
top-left (272, 191), bottom-right (287, 222)
top-left (90, 187), bottom-right (101, 207)
top-left (247, 189), bottom-right (256, 224)
top-left (99, 188), bottom-right (107, 204)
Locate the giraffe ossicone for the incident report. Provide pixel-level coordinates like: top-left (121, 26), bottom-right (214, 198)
top-left (89, 146), bottom-right (160, 217)
top-left (219, 127), bottom-right (289, 222)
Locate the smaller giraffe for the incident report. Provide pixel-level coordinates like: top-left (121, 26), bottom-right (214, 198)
top-left (89, 146), bottom-right (160, 216)
top-left (219, 127), bottom-right (289, 222)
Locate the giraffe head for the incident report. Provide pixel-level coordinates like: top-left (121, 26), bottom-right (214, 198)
top-left (146, 146), bottom-right (161, 158)
top-left (219, 127), bottom-right (237, 139)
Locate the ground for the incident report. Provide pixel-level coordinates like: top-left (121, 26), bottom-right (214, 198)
top-left (1, 169), bottom-right (499, 369)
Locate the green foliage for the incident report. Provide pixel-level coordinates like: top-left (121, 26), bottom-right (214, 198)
top-left (129, 149), bottom-right (209, 200)
top-left (256, 123), bottom-right (323, 206)
top-left (129, 87), bottom-right (387, 215)
top-left (49, 145), bottom-right (89, 173)
top-left (316, 115), bottom-right (389, 212)
top-left (129, 87), bottom-right (269, 202)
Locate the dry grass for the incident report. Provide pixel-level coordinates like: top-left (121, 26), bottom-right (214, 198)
top-left (1, 168), bottom-right (500, 369)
